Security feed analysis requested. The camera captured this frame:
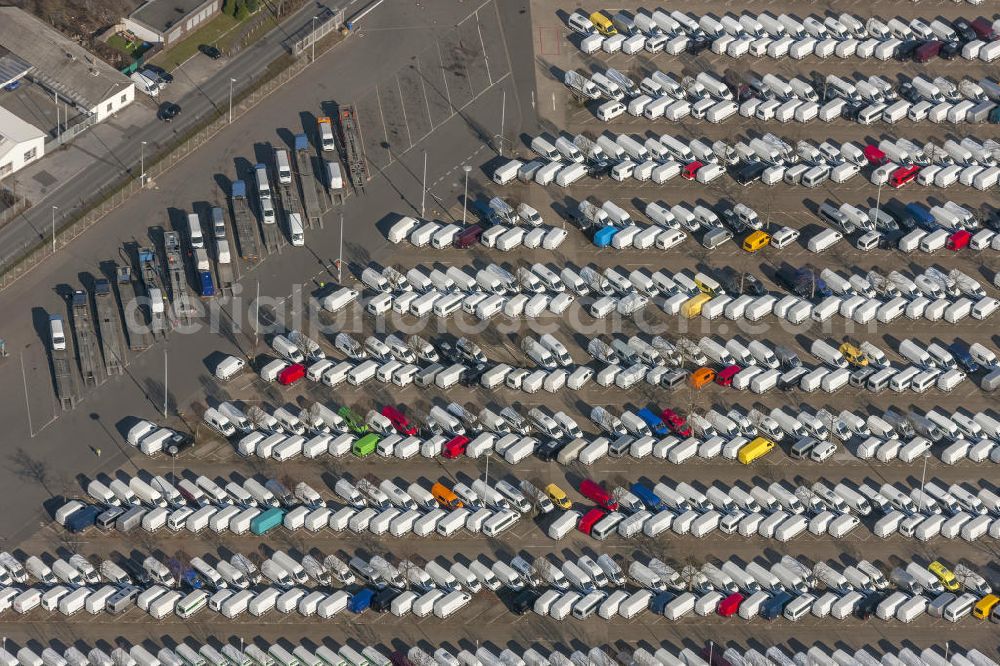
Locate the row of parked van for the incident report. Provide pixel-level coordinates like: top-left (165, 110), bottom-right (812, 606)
top-left (0, 641), bottom-right (416, 666)
top-left (558, 474), bottom-right (1000, 544)
top-left (585, 66), bottom-right (1000, 127)
top-left (569, 7), bottom-right (1000, 63)
top-left (515, 128), bottom-right (1000, 192)
top-left (8, 639), bottom-right (993, 666)
top-left (384, 216), bottom-right (567, 252)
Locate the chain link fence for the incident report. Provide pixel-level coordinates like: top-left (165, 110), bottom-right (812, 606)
top-left (0, 19), bottom-right (347, 293)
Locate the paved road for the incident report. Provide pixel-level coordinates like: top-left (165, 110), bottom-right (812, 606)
top-left (0, 0), bottom-right (526, 541)
top-left (0, 1), bottom-right (345, 272)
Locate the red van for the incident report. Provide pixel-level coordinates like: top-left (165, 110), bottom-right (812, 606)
top-left (715, 364), bottom-right (742, 387)
top-left (454, 224), bottom-right (483, 248)
top-left (681, 161), bottom-right (703, 180)
top-left (862, 145), bottom-right (887, 166)
top-left (276, 364), bottom-right (305, 386)
top-left (717, 593), bottom-right (744, 617)
top-left (441, 435), bottom-right (470, 458)
top-left (578, 479), bottom-right (619, 511)
top-left (577, 508), bottom-right (607, 535)
top-left (914, 40), bottom-right (942, 63)
top-left (889, 165), bottom-right (920, 188)
top-left (946, 230), bottom-right (971, 251)
top-left (381, 405), bottom-right (417, 435)
top-left (661, 409), bottom-right (692, 437)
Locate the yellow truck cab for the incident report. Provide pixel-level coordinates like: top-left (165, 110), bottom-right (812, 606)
top-left (545, 483), bottom-right (572, 510)
top-left (928, 561), bottom-right (960, 591)
top-left (589, 12), bottom-right (617, 36)
top-left (839, 342), bottom-right (868, 367)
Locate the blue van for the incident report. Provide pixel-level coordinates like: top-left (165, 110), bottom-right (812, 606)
top-left (948, 343), bottom-right (979, 373)
top-left (630, 483), bottom-right (664, 511)
top-left (904, 203), bottom-right (938, 231)
top-left (348, 588), bottom-right (374, 613)
top-left (637, 408), bottom-right (669, 436)
top-left (593, 225), bottom-right (618, 247)
top-left (760, 591), bottom-right (792, 620)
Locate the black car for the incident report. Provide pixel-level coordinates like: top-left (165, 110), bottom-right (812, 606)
top-left (507, 588), bottom-right (540, 614)
top-left (895, 39), bottom-right (921, 61)
top-left (953, 19), bottom-right (977, 43)
top-left (436, 340), bottom-right (462, 364)
top-left (939, 41), bottom-right (960, 59)
top-left (898, 82), bottom-right (921, 104)
top-left (535, 438), bottom-right (567, 462)
top-left (143, 64), bottom-right (173, 84)
top-left (854, 592), bottom-right (886, 620)
top-left (722, 269), bottom-right (765, 297)
top-left (199, 44), bottom-right (222, 59)
top-left (157, 102), bottom-right (181, 122)
top-left (370, 587), bottom-right (400, 612)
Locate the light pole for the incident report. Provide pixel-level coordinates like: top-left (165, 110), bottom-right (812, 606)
top-left (311, 16), bottom-right (318, 62)
top-left (163, 347), bottom-right (168, 418)
top-left (228, 78), bottom-right (237, 123)
top-left (497, 89), bottom-right (506, 156)
top-left (51, 205), bottom-right (57, 253)
top-left (338, 211), bottom-right (344, 283)
top-left (140, 140), bottom-right (147, 186)
top-left (420, 151), bottom-right (427, 218)
top-left (918, 451), bottom-right (930, 511)
top-left (462, 165), bottom-right (472, 226)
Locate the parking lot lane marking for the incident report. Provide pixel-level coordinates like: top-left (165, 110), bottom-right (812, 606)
top-left (476, 15), bottom-right (493, 85)
top-left (415, 55), bottom-right (435, 133)
top-left (395, 75), bottom-right (414, 148)
top-left (436, 40), bottom-right (453, 111)
top-left (374, 85), bottom-right (392, 165)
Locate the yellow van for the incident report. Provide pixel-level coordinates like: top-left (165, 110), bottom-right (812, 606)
top-left (681, 293), bottom-right (712, 318)
top-left (742, 230), bottom-right (771, 253)
top-left (839, 342), bottom-right (868, 367)
top-left (545, 483), bottom-right (572, 510)
top-left (973, 594), bottom-right (999, 619)
top-left (589, 11), bottom-right (617, 36)
top-left (738, 437), bottom-right (775, 465)
top-left (928, 561), bottom-right (960, 591)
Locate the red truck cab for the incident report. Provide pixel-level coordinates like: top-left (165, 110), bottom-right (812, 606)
top-left (441, 435), bottom-right (470, 458)
top-left (381, 405), bottom-right (417, 435)
top-left (577, 508), bottom-right (607, 535)
top-left (578, 479), bottom-right (619, 511)
top-left (946, 230), bottom-right (970, 251)
top-left (862, 145), bottom-right (887, 166)
top-left (715, 364), bottom-right (741, 387)
top-left (661, 409), bottom-right (693, 437)
top-left (277, 364), bottom-right (305, 386)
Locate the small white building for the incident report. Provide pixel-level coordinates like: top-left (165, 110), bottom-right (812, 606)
top-left (0, 106), bottom-right (44, 180)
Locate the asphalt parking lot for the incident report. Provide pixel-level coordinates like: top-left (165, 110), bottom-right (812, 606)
top-left (0, 0), bottom-right (999, 660)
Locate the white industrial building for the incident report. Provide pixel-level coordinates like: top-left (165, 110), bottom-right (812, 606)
top-left (0, 106), bottom-right (45, 180)
top-left (0, 7), bottom-right (135, 124)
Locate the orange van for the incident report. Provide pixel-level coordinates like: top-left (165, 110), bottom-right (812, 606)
top-left (431, 482), bottom-right (463, 510)
top-left (689, 367), bottom-right (716, 389)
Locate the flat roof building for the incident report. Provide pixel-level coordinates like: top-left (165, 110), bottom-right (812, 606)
top-left (124, 0), bottom-right (223, 46)
top-left (0, 106), bottom-right (45, 180)
top-left (0, 7), bottom-right (135, 124)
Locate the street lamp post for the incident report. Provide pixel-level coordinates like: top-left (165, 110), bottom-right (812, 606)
top-left (140, 140), bottom-right (147, 186)
top-left (229, 78), bottom-right (237, 123)
top-left (918, 451), bottom-right (930, 511)
top-left (462, 165), bottom-right (472, 226)
top-left (311, 16), bottom-right (318, 62)
top-left (420, 151), bottom-right (427, 218)
top-left (51, 205), bottom-right (57, 253)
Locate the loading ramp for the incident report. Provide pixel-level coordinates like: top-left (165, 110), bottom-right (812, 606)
top-left (93, 278), bottom-right (126, 375)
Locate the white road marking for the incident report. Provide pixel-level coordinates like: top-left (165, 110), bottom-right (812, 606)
top-left (396, 75), bottom-right (414, 148)
top-left (415, 55), bottom-right (435, 132)
top-left (375, 85), bottom-right (391, 162)
top-left (476, 14), bottom-right (493, 85)
top-left (436, 40), bottom-right (453, 111)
